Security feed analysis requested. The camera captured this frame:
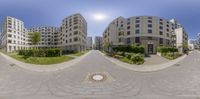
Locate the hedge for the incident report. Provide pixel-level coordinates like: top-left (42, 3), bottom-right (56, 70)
top-left (18, 48), bottom-right (62, 57)
top-left (157, 46), bottom-right (178, 53)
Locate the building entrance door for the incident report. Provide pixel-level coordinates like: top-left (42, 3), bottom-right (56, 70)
top-left (148, 44), bottom-right (154, 54)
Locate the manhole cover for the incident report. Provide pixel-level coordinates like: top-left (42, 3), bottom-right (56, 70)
top-left (89, 73), bottom-right (107, 82)
top-left (84, 72), bottom-right (115, 83)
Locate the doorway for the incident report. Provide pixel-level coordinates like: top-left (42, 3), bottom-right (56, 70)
top-left (148, 44), bottom-right (154, 54)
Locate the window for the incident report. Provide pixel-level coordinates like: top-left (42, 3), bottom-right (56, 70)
top-left (159, 26), bottom-right (163, 30)
top-left (148, 24), bottom-right (152, 28)
top-left (74, 37), bottom-right (78, 42)
top-left (8, 40), bottom-right (12, 43)
top-left (148, 20), bottom-right (152, 23)
top-left (120, 24), bottom-right (123, 27)
top-left (160, 19), bottom-right (163, 21)
top-left (166, 29), bottom-right (169, 32)
top-left (160, 22), bottom-right (163, 25)
top-left (148, 29), bottom-right (152, 33)
top-left (135, 29), bottom-right (140, 34)
top-left (159, 38), bottom-right (163, 44)
top-left (127, 38), bottom-right (131, 44)
top-left (136, 20), bottom-right (140, 23)
top-left (148, 17), bottom-right (152, 19)
top-left (127, 26), bottom-right (131, 29)
top-left (136, 17), bottom-right (140, 19)
top-left (135, 37), bottom-right (140, 43)
top-left (127, 31), bottom-right (130, 35)
top-left (74, 31), bottom-right (78, 35)
top-left (135, 24), bottom-right (140, 28)
top-left (159, 31), bottom-right (163, 35)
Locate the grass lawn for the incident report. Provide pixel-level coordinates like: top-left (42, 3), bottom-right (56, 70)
top-left (8, 53), bottom-right (74, 65)
top-left (68, 50), bottom-right (89, 56)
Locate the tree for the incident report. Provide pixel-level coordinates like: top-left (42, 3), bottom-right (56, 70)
top-left (30, 32), bottom-right (41, 48)
top-left (30, 32), bottom-right (41, 57)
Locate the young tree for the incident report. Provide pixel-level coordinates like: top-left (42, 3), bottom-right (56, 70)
top-left (30, 32), bottom-right (41, 48)
top-left (30, 32), bottom-right (41, 57)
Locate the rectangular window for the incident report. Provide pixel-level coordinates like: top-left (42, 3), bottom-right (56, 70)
top-left (148, 29), bottom-right (152, 33)
top-left (135, 37), bottom-right (140, 43)
top-left (159, 38), bottom-right (163, 44)
top-left (127, 26), bottom-right (131, 29)
top-left (159, 31), bottom-right (163, 35)
top-left (127, 38), bottom-right (131, 44)
top-left (148, 24), bottom-right (152, 28)
top-left (127, 31), bottom-right (130, 35)
top-left (135, 29), bottom-right (140, 34)
top-left (159, 26), bottom-right (163, 30)
top-left (135, 24), bottom-right (140, 28)
top-left (148, 20), bottom-right (152, 23)
top-left (136, 20), bottom-right (140, 23)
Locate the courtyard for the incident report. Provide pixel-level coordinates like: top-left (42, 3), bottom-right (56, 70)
top-left (0, 50), bottom-right (199, 99)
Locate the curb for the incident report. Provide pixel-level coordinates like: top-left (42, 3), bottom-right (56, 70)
top-left (98, 51), bottom-right (186, 72)
top-left (0, 51), bottom-right (91, 72)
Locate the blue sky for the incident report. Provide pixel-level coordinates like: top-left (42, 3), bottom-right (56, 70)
top-left (0, 0), bottom-right (199, 39)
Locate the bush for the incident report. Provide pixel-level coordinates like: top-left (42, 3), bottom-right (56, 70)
top-left (130, 53), bottom-right (144, 65)
top-left (18, 48), bottom-right (62, 57)
top-left (162, 52), bottom-right (182, 60)
top-left (157, 46), bottom-right (178, 53)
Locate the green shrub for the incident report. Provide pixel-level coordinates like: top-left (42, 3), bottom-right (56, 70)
top-left (18, 48), bottom-right (62, 57)
top-left (157, 46), bottom-right (178, 53)
top-left (130, 53), bottom-right (144, 65)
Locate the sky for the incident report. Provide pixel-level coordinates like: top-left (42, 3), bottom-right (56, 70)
top-left (0, 0), bottom-right (199, 39)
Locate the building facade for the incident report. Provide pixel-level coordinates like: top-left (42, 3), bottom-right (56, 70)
top-left (0, 13), bottom-right (87, 52)
top-left (197, 33), bottom-right (200, 48)
top-left (59, 13), bottom-right (87, 52)
top-left (103, 16), bottom-right (188, 54)
top-left (0, 16), bottom-right (29, 52)
top-left (86, 37), bottom-right (93, 50)
top-left (28, 26), bottom-right (59, 48)
top-left (94, 36), bottom-right (103, 50)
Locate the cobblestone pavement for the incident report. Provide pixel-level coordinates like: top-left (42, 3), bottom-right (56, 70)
top-left (0, 50), bottom-right (200, 99)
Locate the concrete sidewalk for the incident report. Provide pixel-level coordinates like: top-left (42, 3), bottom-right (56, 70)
top-left (99, 51), bottom-right (186, 72)
top-left (0, 51), bottom-right (91, 72)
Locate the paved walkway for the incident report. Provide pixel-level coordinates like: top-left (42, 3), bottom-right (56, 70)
top-left (143, 55), bottom-right (169, 65)
top-left (0, 50), bottom-right (200, 99)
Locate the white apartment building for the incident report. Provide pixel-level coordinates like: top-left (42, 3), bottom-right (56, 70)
top-left (28, 26), bottom-right (59, 48)
top-left (94, 36), bottom-right (103, 50)
top-left (0, 13), bottom-right (87, 52)
top-left (188, 39), bottom-right (197, 50)
top-left (0, 16), bottom-right (29, 52)
top-left (86, 37), bottom-right (93, 49)
top-left (59, 13), bottom-right (87, 52)
top-left (197, 33), bottom-right (200, 48)
top-left (103, 16), bottom-right (188, 54)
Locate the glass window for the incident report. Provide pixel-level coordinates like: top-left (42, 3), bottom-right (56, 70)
top-left (135, 24), bottom-right (140, 28)
top-left (148, 29), bottom-right (152, 33)
top-left (135, 37), bottom-right (140, 43)
top-left (135, 29), bottom-right (140, 34)
top-left (148, 24), bottom-right (152, 28)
